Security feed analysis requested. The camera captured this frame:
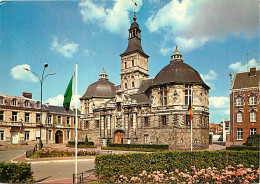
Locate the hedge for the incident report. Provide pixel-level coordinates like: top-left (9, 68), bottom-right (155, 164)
top-left (227, 146), bottom-right (259, 151)
top-left (102, 146), bottom-right (164, 152)
top-left (0, 162), bottom-right (34, 183)
top-left (67, 141), bottom-right (94, 146)
top-left (107, 143), bottom-right (168, 150)
top-left (95, 150), bottom-right (259, 182)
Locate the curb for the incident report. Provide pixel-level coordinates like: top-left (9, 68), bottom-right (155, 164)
top-left (12, 152), bottom-right (95, 164)
top-left (27, 158), bottom-right (95, 164)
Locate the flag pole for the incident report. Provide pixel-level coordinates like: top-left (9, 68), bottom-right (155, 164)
top-left (191, 86), bottom-right (193, 151)
top-left (75, 63), bottom-right (78, 183)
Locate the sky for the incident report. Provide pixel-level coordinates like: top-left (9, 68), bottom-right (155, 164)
top-left (0, 0), bottom-right (259, 124)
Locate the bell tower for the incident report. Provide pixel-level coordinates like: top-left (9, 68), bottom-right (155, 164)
top-left (120, 12), bottom-right (149, 94)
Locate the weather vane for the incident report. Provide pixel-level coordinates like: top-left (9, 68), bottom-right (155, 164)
top-left (132, 0), bottom-right (137, 12)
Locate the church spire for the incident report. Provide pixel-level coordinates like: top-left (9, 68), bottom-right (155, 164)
top-left (99, 67), bottom-right (108, 80)
top-left (171, 46), bottom-right (183, 63)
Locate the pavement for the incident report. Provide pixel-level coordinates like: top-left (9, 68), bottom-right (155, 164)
top-left (10, 145), bottom-right (97, 183)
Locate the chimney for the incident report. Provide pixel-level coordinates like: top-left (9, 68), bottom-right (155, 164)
top-left (22, 92), bottom-right (32, 99)
top-left (249, 67), bottom-right (256, 76)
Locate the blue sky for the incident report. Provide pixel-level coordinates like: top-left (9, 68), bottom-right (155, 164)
top-left (0, 0), bottom-right (259, 124)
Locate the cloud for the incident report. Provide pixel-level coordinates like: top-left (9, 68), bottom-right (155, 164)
top-left (146, 0), bottom-right (258, 53)
top-left (200, 69), bottom-right (217, 81)
top-left (200, 69), bottom-right (217, 89)
top-left (45, 94), bottom-right (81, 107)
top-left (84, 49), bottom-right (95, 56)
top-left (11, 64), bottom-right (38, 82)
top-left (78, 0), bottom-right (143, 37)
top-left (209, 96), bottom-right (229, 109)
top-left (50, 36), bottom-right (79, 58)
top-left (229, 59), bottom-right (259, 72)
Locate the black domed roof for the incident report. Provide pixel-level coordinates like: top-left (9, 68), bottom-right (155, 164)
top-left (153, 61), bottom-right (209, 89)
top-left (82, 79), bottom-right (115, 99)
top-left (81, 68), bottom-right (116, 99)
top-left (152, 47), bottom-right (210, 89)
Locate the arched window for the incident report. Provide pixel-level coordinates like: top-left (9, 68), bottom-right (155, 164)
top-left (132, 81), bottom-right (135, 88)
top-left (125, 83), bottom-right (127, 89)
top-left (250, 111), bottom-right (256, 122)
top-left (237, 111), bottom-right (243, 123)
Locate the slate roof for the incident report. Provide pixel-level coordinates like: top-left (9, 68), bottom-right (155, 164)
top-left (0, 94), bottom-right (41, 108)
top-left (47, 105), bottom-right (81, 115)
top-left (120, 37), bottom-right (149, 58)
top-left (152, 61), bottom-right (210, 89)
top-left (130, 93), bottom-right (151, 105)
top-left (232, 70), bottom-right (260, 89)
top-left (81, 79), bottom-right (116, 99)
top-left (138, 78), bottom-right (154, 94)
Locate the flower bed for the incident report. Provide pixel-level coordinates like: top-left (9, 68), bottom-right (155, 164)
top-left (112, 165), bottom-right (259, 183)
top-left (31, 148), bottom-right (97, 158)
top-left (95, 151), bottom-right (259, 181)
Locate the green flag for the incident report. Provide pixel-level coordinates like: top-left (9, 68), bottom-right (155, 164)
top-left (63, 75), bottom-right (73, 111)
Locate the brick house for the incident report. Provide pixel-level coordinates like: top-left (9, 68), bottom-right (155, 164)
top-left (227, 67), bottom-right (259, 146)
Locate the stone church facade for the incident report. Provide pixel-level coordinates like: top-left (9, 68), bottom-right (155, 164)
top-left (80, 13), bottom-right (210, 150)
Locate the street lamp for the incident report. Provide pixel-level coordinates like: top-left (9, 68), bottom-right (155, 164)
top-left (24, 63), bottom-right (55, 149)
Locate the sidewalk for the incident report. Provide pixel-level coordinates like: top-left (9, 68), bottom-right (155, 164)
top-left (12, 153), bottom-right (95, 164)
top-left (12, 153), bottom-right (97, 183)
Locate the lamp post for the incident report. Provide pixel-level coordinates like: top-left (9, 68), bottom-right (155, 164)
top-left (24, 63), bottom-right (55, 149)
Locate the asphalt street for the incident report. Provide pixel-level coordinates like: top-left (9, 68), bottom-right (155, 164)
top-left (0, 145), bottom-right (33, 162)
top-left (31, 160), bottom-right (95, 183)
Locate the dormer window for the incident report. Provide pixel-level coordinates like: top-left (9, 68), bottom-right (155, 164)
top-left (11, 99), bottom-right (17, 106)
top-left (24, 100), bottom-right (30, 107)
top-left (0, 97), bottom-right (4, 105)
top-left (35, 102), bottom-right (40, 108)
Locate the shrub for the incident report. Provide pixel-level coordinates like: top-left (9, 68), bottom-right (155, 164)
top-left (227, 146), bottom-right (259, 151)
top-left (33, 148), bottom-right (97, 158)
top-left (67, 141), bottom-right (94, 146)
top-left (0, 162), bottom-right (34, 183)
top-left (67, 144), bottom-right (96, 148)
top-left (102, 146), bottom-right (165, 152)
top-left (243, 134), bottom-right (260, 147)
top-left (107, 143), bottom-right (168, 150)
top-left (95, 151), bottom-right (259, 182)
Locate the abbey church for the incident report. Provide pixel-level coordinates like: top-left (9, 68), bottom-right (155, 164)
top-left (80, 13), bottom-right (210, 150)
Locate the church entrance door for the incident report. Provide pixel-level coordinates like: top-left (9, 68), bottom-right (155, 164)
top-left (55, 130), bottom-right (63, 144)
top-left (114, 130), bottom-right (125, 144)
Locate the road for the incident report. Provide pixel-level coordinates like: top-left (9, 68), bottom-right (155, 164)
top-left (0, 145), bottom-right (33, 162)
top-left (31, 160), bottom-right (95, 183)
